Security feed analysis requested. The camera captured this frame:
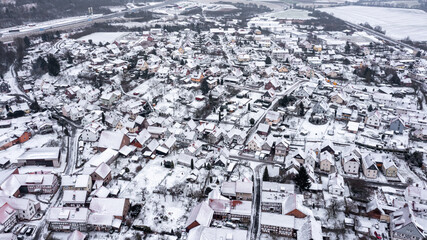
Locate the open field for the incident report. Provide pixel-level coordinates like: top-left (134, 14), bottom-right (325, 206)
top-left (320, 6), bottom-right (427, 41)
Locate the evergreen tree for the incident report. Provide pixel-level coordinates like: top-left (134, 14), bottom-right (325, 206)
top-left (32, 56), bottom-right (48, 76)
top-left (265, 56), bottom-right (272, 65)
top-left (262, 167), bottom-right (269, 181)
top-left (299, 102), bottom-right (304, 116)
top-left (190, 159), bottom-right (194, 170)
top-left (368, 105), bottom-right (373, 112)
top-left (23, 36), bottom-right (31, 48)
top-left (345, 41), bottom-right (351, 54)
top-left (30, 99), bottom-right (40, 112)
top-left (247, 103), bottom-right (250, 111)
top-left (47, 54), bottom-right (60, 76)
top-left (391, 73), bottom-right (401, 85)
top-left (201, 79), bottom-right (209, 95)
top-left (295, 166), bottom-right (311, 191)
top-left (101, 112), bottom-right (105, 124)
top-left (250, 118), bottom-right (255, 125)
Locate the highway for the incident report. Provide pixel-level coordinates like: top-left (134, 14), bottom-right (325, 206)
top-left (0, 0), bottom-right (180, 42)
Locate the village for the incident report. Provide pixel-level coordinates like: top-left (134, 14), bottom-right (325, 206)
top-left (0, 1), bottom-right (426, 240)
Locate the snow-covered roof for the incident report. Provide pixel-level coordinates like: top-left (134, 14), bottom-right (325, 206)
top-left (185, 202), bottom-right (213, 229)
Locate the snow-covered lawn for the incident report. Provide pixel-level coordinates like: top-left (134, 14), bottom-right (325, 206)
top-left (320, 6), bottom-right (427, 41)
top-left (78, 32), bottom-right (131, 44)
top-left (264, 9), bottom-right (314, 20)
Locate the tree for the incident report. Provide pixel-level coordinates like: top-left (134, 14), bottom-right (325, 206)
top-left (391, 73), bottom-right (401, 85)
top-left (65, 51), bottom-right (73, 64)
top-left (299, 102), bottom-right (304, 116)
top-left (190, 159), bottom-right (194, 170)
top-left (201, 80), bottom-right (209, 95)
top-left (295, 166), bottom-right (311, 191)
top-left (101, 112), bottom-right (105, 124)
top-left (32, 56), bottom-right (47, 76)
top-left (23, 36), bottom-right (31, 48)
top-left (247, 103), bottom-right (250, 111)
top-left (47, 54), bottom-right (60, 76)
top-left (265, 56), bottom-right (272, 65)
top-left (30, 99), bottom-right (40, 112)
top-left (262, 167), bottom-right (269, 181)
top-left (368, 105), bottom-right (373, 112)
top-left (416, 51), bottom-right (421, 58)
top-left (344, 41), bottom-right (351, 54)
top-left (343, 58), bottom-right (351, 65)
top-left (250, 118), bottom-right (255, 125)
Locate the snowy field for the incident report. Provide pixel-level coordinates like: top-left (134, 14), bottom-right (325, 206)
top-left (264, 9), bottom-right (314, 20)
top-left (320, 6), bottom-right (427, 41)
top-left (77, 32), bottom-right (131, 44)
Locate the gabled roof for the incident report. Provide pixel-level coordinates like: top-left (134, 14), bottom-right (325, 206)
top-left (185, 202), bottom-right (213, 229)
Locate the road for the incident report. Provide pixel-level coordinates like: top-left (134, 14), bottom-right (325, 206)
top-left (249, 163), bottom-right (265, 240)
top-left (65, 128), bottom-right (80, 175)
top-left (0, 0), bottom-right (180, 42)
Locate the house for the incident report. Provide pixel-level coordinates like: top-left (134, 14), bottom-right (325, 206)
top-left (89, 198), bottom-right (130, 220)
top-left (185, 202), bottom-right (214, 232)
top-left (247, 134), bottom-right (264, 152)
top-left (1, 173), bottom-right (59, 196)
top-left (208, 199), bottom-right (252, 223)
top-left (365, 111), bottom-right (381, 129)
top-left (366, 198), bottom-right (388, 222)
top-left (191, 72), bottom-right (204, 82)
top-left (260, 213), bottom-right (295, 237)
top-left (382, 159), bottom-right (398, 178)
top-left (257, 123), bottom-right (270, 136)
top-left (320, 140), bottom-right (335, 155)
top-left (275, 139), bottom-right (290, 157)
top-left (327, 173), bottom-right (345, 196)
top-left (282, 194), bottom-right (309, 218)
top-left (221, 181), bottom-right (253, 200)
top-left (389, 118), bottom-right (405, 134)
top-left (265, 111), bottom-right (281, 126)
top-left (96, 131), bottom-right (130, 152)
top-left (87, 148), bottom-right (118, 167)
top-left (293, 86), bottom-right (312, 98)
top-left (265, 78), bottom-right (281, 91)
top-left (86, 162), bottom-right (112, 185)
top-left (62, 190), bottom-right (87, 207)
top-left (305, 150), bottom-right (317, 168)
top-left (329, 92), bottom-right (347, 105)
top-left (187, 226), bottom-right (247, 240)
top-left (62, 175), bottom-right (93, 192)
top-left (404, 184), bottom-right (427, 205)
top-left (361, 154), bottom-right (378, 179)
top-left (312, 101), bottom-right (329, 114)
top-left (390, 204), bottom-right (426, 240)
top-left (0, 202), bottom-right (17, 232)
top-left (319, 151), bottom-right (334, 173)
top-left (0, 196), bottom-right (39, 220)
top-left (46, 207), bottom-right (89, 232)
top-left (81, 123), bottom-right (104, 142)
top-left (88, 213), bottom-right (122, 232)
top-left (16, 147), bottom-right (61, 167)
top-left (342, 153), bottom-right (360, 175)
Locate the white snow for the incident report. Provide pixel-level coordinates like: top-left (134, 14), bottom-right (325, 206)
top-left (320, 6), bottom-right (427, 41)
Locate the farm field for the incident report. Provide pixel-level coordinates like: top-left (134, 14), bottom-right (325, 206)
top-left (320, 6), bottom-right (427, 41)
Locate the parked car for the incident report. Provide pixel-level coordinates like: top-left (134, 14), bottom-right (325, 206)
top-left (225, 222), bottom-right (236, 229)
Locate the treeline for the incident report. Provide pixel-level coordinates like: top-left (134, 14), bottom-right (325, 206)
top-left (305, 10), bottom-right (348, 31)
top-left (360, 22), bottom-right (386, 34)
top-left (0, 0), bottom-right (127, 28)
